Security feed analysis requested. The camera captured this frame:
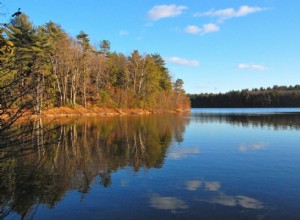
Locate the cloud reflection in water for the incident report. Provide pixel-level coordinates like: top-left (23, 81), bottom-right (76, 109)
top-left (204, 181), bottom-right (221, 191)
top-left (167, 147), bottom-right (200, 159)
top-left (208, 194), bottom-right (264, 209)
top-left (186, 180), bottom-right (202, 191)
top-left (186, 179), bottom-right (264, 209)
top-left (185, 180), bottom-right (221, 191)
top-left (239, 142), bottom-right (268, 152)
top-left (149, 194), bottom-right (188, 211)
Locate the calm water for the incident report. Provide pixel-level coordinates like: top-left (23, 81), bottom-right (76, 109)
top-left (1, 108), bottom-right (300, 219)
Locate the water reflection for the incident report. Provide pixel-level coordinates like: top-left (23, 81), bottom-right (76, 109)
top-left (204, 181), bottom-right (222, 191)
top-left (185, 180), bottom-right (221, 191)
top-left (154, 176), bottom-right (264, 213)
top-left (185, 180), bottom-right (201, 191)
top-left (167, 147), bottom-right (200, 160)
top-left (192, 112), bottom-right (300, 130)
top-left (239, 142), bottom-right (269, 152)
top-left (206, 194), bottom-right (264, 209)
top-left (149, 194), bottom-right (188, 211)
top-left (0, 114), bottom-right (189, 219)
top-left (184, 178), bottom-right (264, 210)
top-left (1, 110), bottom-right (299, 219)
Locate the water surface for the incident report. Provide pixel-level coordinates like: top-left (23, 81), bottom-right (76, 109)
top-left (1, 109), bottom-right (300, 219)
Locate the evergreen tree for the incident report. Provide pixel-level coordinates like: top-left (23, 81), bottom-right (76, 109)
top-left (99, 40), bottom-right (110, 57)
top-left (151, 53), bottom-right (172, 92)
top-left (7, 14), bottom-right (51, 113)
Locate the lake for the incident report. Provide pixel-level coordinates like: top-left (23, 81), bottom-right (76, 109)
top-left (1, 108), bottom-right (300, 219)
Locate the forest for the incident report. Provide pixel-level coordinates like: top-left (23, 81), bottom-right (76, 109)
top-left (0, 13), bottom-right (190, 131)
top-left (189, 85), bottom-right (300, 108)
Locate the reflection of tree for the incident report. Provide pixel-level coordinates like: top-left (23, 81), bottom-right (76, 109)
top-left (0, 114), bottom-right (189, 219)
top-left (0, 118), bottom-right (63, 219)
top-left (99, 170), bottom-right (112, 187)
top-left (193, 113), bottom-right (300, 130)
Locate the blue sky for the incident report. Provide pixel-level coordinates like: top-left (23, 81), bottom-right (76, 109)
top-left (1, 0), bottom-right (300, 94)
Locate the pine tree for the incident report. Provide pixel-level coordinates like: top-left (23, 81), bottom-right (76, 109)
top-left (76, 31), bottom-right (92, 107)
top-left (7, 14), bottom-right (51, 114)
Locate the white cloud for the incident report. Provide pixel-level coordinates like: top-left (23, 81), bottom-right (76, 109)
top-left (185, 25), bottom-right (202, 34)
top-left (119, 30), bottom-right (129, 36)
top-left (166, 57), bottom-right (200, 67)
top-left (238, 64), bottom-right (268, 71)
top-left (148, 5), bottom-right (188, 21)
top-left (185, 23), bottom-right (220, 35)
top-left (203, 23), bottom-right (220, 33)
top-left (195, 5), bottom-right (267, 22)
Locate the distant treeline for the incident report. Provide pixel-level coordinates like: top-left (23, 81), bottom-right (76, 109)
top-left (189, 85), bottom-right (300, 108)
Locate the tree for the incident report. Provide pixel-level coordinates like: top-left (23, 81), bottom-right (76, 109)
top-left (99, 40), bottom-right (110, 57)
top-left (1, 11), bottom-right (190, 127)
top-left (138, 55), bottom-right (161, 106)
top-left (188, 85), bottom-right (300, 108)
top-left (127, 50), bottom-right (146, 98)
top-left (7, 13), bottom-right (51, 114)
top-left (76, 31), bottom-right (92, 107)
top-left (151, 53), bottom-right (172, 92)
top-left (43, 21), bottom-right (70, 106)
top-left (0, 26), bottom-right (19, 131)
top-left (0, 13), bottom-right (40, 131)
top-left (174, 79), bottom-right (184, 92)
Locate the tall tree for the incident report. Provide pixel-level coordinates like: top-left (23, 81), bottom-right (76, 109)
top-left (0, 26), bottom-right (19, 131)
top-left (127, 50), bottom-right (146, 98)
top-left (43, 21), bottom-right (70, 106)
top-left (7, 14), bottom-right (51, 114)
top-left (151, 54), bottom-right (172, 92)
top-left (76, 31), bottom-right (92, 107)
top-left (99, 40), bottom-right (110, 57)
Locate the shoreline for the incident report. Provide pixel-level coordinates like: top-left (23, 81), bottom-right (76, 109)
top-left (1, 106), bottom-right (190, 125)
top-left (30, 106), bottom-right (190, 119)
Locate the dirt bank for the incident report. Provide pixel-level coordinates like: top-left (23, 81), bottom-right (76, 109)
top-left (31, 106), bottom-right (190, 118)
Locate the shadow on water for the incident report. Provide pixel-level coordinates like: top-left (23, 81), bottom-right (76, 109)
top-left (0, 114), bottom-right (190, 219)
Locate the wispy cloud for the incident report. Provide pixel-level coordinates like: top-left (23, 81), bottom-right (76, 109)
top-left (203, 23), bottom-right (220, 33)
top-left (166, 57), bottom-right (200, 67)
top-left (185, 23), bottom-right (220, 35)
top-left (119, 30), bottom-right (129, 36)
top-left (148, 5), bottom-right (188, 21)
top-left (195, 5), bottom-right (268, 22)
top-left (238, 64), bottom-right (268, 71)
top-left (185, 25), bottom-right (201, 34)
